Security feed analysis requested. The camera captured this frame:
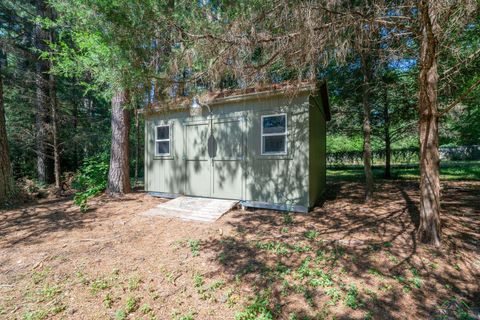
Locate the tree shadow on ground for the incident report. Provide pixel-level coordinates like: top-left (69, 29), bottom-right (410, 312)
top-left (201, 180), bottom-right (480, 319)
top-left (0, 192), bottom-right (141, 247)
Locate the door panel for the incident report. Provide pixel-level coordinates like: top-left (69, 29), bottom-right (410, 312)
top-left (212, 117), bottom-right (244, 199)
top-left (184, 122), bottom-right (211, 197)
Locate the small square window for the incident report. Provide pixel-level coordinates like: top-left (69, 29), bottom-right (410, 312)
top-left (155, 124), bottom-right (171, 156)
top-left (261, 114), bottom-right (287, 155)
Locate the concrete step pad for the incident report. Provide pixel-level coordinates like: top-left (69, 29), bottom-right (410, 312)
top-left (142, 196), bottom-right (238, 222)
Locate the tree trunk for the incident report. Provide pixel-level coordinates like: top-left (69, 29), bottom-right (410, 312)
top-left (384, 86), bottom-right (391, 179)
top-left (34, 0), bottom-right (53, 185)
top-left (417, 0), bottom-right (441, 246)
top-left (72, 93), bottom-right (79, 169)
top-left (360, 53), bottom-right (374, 201)
top-left (48, 10), bottom-right (61, 189)
top-left (49, 70), bottom-right (61, 189)
top-left (134, 107), bottom-right (139, 187)
top-left (0, 57), bottom-right (13, 205)
top-left (107, 90), bottom-right (131, 195)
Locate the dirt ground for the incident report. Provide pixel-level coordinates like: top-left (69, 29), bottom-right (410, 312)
top-left (0, 180), bottom-right (479, 320)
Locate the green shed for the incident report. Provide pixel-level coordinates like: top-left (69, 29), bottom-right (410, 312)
top-left (143, 81), bottom-right (331, 212)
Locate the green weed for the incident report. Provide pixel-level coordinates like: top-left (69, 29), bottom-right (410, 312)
top-left (125, 296), bottom-right (138, 313)
top-left (367, 268), bottom-right (384, 278)
top-left (344, 284), bottom-right (361, 309)
top-left (140, 303), bottom-right (152, 314)
top-left (115, 309), bottom-right (126, 320)
top-left (193, 273), bottom-right (204, 288)
top-left (292, 244), bottom-right (312, 253)
top-left (274, 262), bottom-right (291, 276)
top-left (188, 239), bottom-right (200, 257)
top-left (128, 276), bottom-right (142, 291)
top-left (39, 284), bottom-right (61, 300)
top-left (409, 268), bottom-right (422, 288)
top-left (387, 253), bottom-right (399, 263)
top-left (304, 230), bottom-right (319, 240)
top-left (283, 213), bottom-right (293, 225)
top-left (309, 270), bottom-right (333, 287)
top-left (32, 268), bottom-right (51, 285)
top-left (235, 290), bottom-right (274, 320)
top-left (22, 309), bottom-right (49, 320)
top-left (325, 288), bottom-right (341, 305)
top-left (103, 292), bottom-right (114, 308)
top-left (90, 279), bottom-right (109, 295)
top-left (255, 241), bottom-right (290, 255)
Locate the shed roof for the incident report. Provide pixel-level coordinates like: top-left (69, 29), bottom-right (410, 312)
top-left (144, 80), bottom-right (331, 120)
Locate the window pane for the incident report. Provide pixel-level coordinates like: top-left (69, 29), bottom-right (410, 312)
top-left (263, 115), bottom-right (286, 134)
top-left (157, 126), bottom-right (169, 140)
top-left (263, 135), bottom-right (286, 153)
top-left (156, 141), bottom-right (170, 155)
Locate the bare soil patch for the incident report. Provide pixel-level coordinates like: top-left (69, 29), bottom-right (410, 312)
top-left (0, 180), bottom-right (478, 319)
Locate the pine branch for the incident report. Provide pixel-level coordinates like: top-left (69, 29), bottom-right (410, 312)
top-left (439, 77), bottom-right (480, 117)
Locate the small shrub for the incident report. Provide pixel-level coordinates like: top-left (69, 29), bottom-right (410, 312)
top-left (283, 213), bottom-right (293, 225)
top-left (73, 153), bottom-right (109, 212)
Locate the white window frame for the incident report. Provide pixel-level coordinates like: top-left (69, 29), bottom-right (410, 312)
top-left (261, 113), bottom-right (287, 155)
top-left (155, 124), bottom-right (171, 156)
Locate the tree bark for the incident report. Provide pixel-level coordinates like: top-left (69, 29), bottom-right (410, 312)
top-left (48, 8), bottom-right (61, 189)
top-left (49, 70), bottom-right (61, 189)
top-left (34, 0), bottom-right (53, 185)
top-left (107, 90), bottom-right (131, 195)
top-left (0, 55), bottom-right (13, 205)
top-left (384, 86), bottom-right (391, 179)
top-left (360, 53), bottom-right (374, 201)
top-left (134, 107), bottom-right (139, 187)
top-left (417, 0), bottom-right (441, 246)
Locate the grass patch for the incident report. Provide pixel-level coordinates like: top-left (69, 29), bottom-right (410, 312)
top-left (327, 161), bottom-right (480, 181)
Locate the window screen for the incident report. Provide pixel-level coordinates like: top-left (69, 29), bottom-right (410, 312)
top-left (261, 114), bottom-right (287, 155)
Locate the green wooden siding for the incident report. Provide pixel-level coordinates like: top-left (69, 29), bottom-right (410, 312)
top-left (144, 90), bottom-right (326, 211)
